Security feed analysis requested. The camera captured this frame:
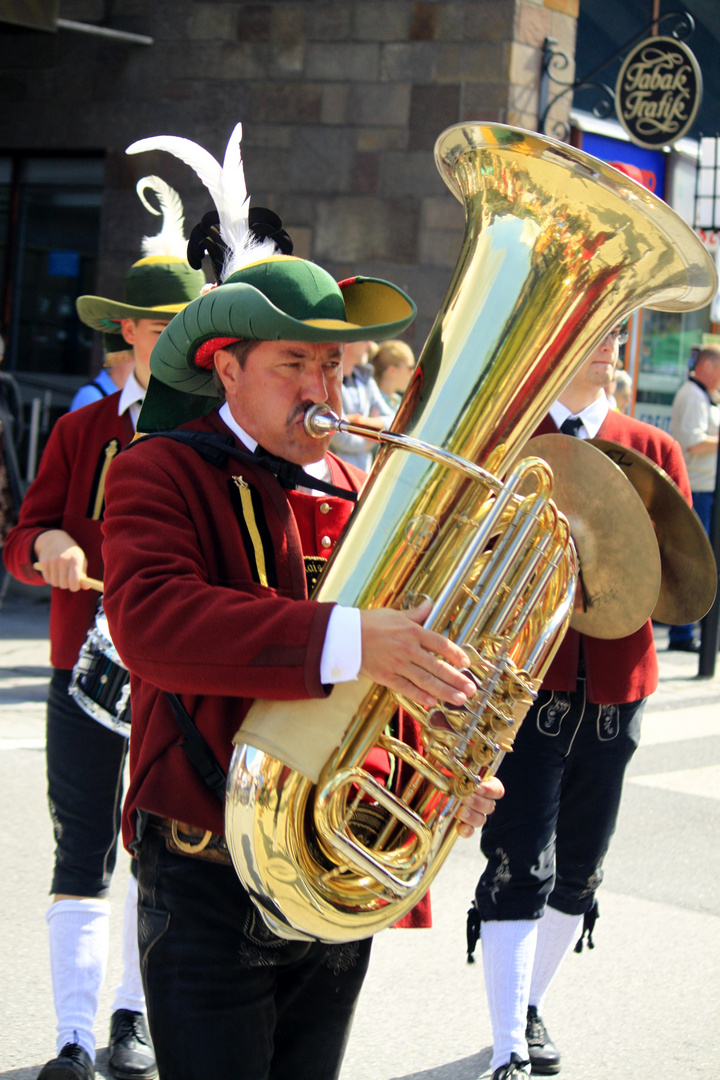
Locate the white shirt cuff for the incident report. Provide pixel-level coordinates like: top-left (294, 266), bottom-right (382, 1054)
top-left (320, 606), bottom-right (362, 684)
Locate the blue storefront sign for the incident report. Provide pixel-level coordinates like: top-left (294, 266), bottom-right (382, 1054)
top-left (581, 131), bottom-right (667, 199)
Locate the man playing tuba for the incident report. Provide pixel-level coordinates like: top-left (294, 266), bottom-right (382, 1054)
top-left (101, 125), bottom-right (503, 1080)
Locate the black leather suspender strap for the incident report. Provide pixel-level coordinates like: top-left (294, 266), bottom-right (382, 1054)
top-left (164, 691), bottom-right (227, 804)
top-left (133, 430), bottom-right (358, 502)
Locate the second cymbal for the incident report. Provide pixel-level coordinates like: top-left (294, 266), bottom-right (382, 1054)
top-left (589, 438), bottom-right (717, 624)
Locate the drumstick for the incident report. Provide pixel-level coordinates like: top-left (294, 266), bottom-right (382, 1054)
top-left (33, 563), bottom-right (104, 592)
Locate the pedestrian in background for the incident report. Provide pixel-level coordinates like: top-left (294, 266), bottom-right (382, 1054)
top-left (369, 338), bottom-right (416, 412)
top-left (668, 343), bottom-right (720, 651)
top-left (330, 339), bottom-right (394, 471)
top-left (612, 369), bottom-right (633, 414)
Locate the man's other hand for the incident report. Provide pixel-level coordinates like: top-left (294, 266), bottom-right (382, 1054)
top-left (455, 776), bottom-right (504, 839)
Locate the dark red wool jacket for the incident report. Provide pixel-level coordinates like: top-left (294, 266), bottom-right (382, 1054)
top-left (102, 410), bottom-right (431, 928)
top-left (2, 393), bottom-right (134, 669)
top-left (535, 409), bottom-right (691, 704)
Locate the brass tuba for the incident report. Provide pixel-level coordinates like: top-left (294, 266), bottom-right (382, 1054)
top-left (225, 124), bottom-right (717, 943)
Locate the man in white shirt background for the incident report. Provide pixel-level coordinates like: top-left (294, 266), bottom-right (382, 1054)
top-left (669, 343), bottom-right (720, 650)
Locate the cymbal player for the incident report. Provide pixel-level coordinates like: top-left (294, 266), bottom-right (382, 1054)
top-left (468, 324), bottom-right (692, 1079)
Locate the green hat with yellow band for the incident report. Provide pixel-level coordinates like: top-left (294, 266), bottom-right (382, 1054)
top-left (151, 255), bottom-right (415, 395)
top-left (138, 255), bottom-right (416, 431)
top-left (76, 176), bottom-right (206, 335)
top-left (77, 255), bottom-right (206, 332)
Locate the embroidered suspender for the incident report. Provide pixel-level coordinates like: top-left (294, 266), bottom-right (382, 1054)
top-left (87, 438), bottom-right (120, 520)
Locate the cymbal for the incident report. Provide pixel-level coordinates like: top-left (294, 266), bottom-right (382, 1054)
top-left (523, 435), bottom-right (661, 639)
top-left (588, 438), bottom-right (717, 624)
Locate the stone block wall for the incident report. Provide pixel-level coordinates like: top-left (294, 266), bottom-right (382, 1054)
top-left (0, 0), bottom-right (578, 353)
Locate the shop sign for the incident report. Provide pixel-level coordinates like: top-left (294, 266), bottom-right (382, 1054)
top-left (615, 36), bottom-right (702, 149)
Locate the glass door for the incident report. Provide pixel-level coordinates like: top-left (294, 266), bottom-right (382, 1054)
top-left (5, 156), bottom-right (103, 384)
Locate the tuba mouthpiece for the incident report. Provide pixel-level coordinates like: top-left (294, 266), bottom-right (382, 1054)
top-left (304, 404), bottom-right (341, 438)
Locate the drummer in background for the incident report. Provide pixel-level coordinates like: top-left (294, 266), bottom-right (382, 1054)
top-left (2, 181), bottom-right (204, 1080)
top-left (467, 324), bottom-right (691, 1080)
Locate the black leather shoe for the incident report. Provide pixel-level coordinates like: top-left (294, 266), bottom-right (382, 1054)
top-left (37, 1043), bottom-right (95, 1080)
top-left (492, 1054), bottom-right (532, 1080)
top-left (108, 1011), bottom-right (157, 1080)
top-left (526, 1006), bottom-right (561, 1074)
top-left (667, 639), bottom-right (699, 652)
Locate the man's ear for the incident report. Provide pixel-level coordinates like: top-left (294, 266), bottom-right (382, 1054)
top-left (214, 349), bottom-right (239, 397)
top-left (119, 319), bottom-right (136, 347)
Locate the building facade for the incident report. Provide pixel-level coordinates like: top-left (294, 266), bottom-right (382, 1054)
top-left (0, 1), bottom-right (578, 403)
top-left (2, 0), bottom-right (719, 464)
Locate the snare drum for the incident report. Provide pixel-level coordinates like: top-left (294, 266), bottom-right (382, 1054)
top-left (69, 598), bottom-right (131, 737)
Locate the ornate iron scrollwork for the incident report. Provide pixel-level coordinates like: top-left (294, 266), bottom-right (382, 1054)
top-left (538, 10), bottom-right (696, 140)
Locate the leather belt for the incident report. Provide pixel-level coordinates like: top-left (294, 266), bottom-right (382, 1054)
top-left (147, 814), bottom-right (232, 866)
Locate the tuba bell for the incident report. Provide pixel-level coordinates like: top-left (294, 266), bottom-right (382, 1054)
top-left (225, 123), bottom-right (717, 943)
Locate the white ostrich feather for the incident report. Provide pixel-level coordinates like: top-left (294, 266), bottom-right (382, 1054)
top-left (135, 176), bottom-right (188, 259)
top-left (127, 124), bottom-right (278, 280)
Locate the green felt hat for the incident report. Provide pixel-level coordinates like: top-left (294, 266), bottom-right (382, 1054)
top-left (138, 254), bottom-right (416, 432)
top-left (76, 256), bottom-right (206, 333)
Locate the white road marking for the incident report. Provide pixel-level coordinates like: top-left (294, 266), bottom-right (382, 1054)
top-left (629, 763), bottom-right (720, 800)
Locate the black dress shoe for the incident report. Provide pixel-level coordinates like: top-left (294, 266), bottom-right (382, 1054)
top-left (108, 1011), bottom-right (157, 1080)
top-left (526, 1006), bottom-right (561, 1074)
top-left (37, 1043), bottom-right (95, 1080)
top-left (667, 639), bottom-right (699, 652)
top-left (492, 1053), bottom-right (532, 1079)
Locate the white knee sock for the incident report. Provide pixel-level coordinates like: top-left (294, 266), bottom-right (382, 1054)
top-left (528, 906), bottom-right (583, 1015)
top-left (46, 898), bottom-right (110, 1059)
top-left (111, 874), bottom-right (147, 1015)
top-left (481, 919), bottom-right (537, 1072)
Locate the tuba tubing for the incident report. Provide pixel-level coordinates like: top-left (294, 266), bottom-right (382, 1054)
top-left (225, 123), bottom-right (717, 943)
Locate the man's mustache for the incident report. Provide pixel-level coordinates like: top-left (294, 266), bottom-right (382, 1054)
top-left (289, 400), bottom-right (330, 426)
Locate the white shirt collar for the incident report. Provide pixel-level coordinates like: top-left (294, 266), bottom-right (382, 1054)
top-left (117, 369), bottom-right (146, 430)
top-left (549, 393), bottom-right (609, 439)
top-left (218, 401), bottom-right (331, 491)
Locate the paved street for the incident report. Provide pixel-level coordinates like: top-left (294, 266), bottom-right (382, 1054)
top-left (1, 580), bottom-right (719, 1080)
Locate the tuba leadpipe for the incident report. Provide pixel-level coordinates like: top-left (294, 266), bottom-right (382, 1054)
top-left (225, 123), bottom-right (717, 943)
